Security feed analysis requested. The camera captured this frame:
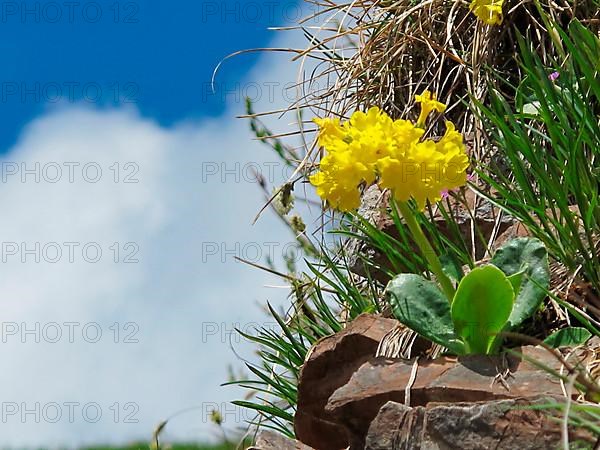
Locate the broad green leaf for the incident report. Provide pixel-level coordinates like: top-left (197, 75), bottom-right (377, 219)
top-left (451, 265), bottom-right (514, 354)
top-left (440, 252), bottom-right (464, 283)
top-left (521, 101), bottom-right (541, 115)
top-left (386, 273), bottom-right (464, 354)
top-left (507, 270), bottom-right (525, 294)
top-left (491, 237), bottom-right (549, 328)
top-left (543, 327), bottom-right (592, 348)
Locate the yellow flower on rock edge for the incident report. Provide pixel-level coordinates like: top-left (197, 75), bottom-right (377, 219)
top-left (345, 107), bottom-right (400, 171)
top-left (377, 145), bottom-right (445, 208)
top-left (310, 103), bottom-right (469, 212)
top-left (470, 0), bottom-right (504, 25)
top-left (392, 119), bottom-right (425, 156)
top-left (437, 121), bottom-right (470, 191)
top-left (309, 150), bottom-right (371, 212)
top-left (309, 107), bottom-right (400, 211)
top-left (377, 121), bottom-right (468, 209)
top-left (313, 117), bottom-right (346, 152)
top-left (309, 170), bottom-right (362, 212)
top-left (415, 90), bottom-right (447, 127)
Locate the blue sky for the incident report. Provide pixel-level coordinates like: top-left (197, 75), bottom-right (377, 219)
top-left (0, 0), bottom-right (315, 446)
top-left (0, 0), bottom-right (302, 152)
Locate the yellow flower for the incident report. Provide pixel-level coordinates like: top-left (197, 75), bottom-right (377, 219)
top-left (415, 90), bottom-right (447, 127)
top-left (392, 119), bottom-right (425, 156)
top-left (313, 117), bottom-right (347, 152)
top-left (437, 124), bottom-right (470, 190)
top-left (348, 107), bottom-right (390, 131)
top-left (436, 121), bottom-right (463, 152)
top-left (310, 100), bottom-right (468, 212)
top-left (309, 170), bottom-right (361, 212)
top-left (470, 0), bottom-right (504, 25)
top-left (310, 151), bottom-right (370, 211)
top-left (346, 107), bottom-right (398, 170)
top-left (377, 121), bottom-right (469, 209)
top-left (378, 140), bottom-right (447, 209)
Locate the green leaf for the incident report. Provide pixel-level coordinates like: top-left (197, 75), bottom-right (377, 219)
top-left (386, 273), bottom-right (464, 354)
top-left (451, 265), bottom-right (514, 354)
top-left (543, 327), bottom-right (592, 348)
top-left (521, 101), bottom-right (541, 115)
top-left (490, 237), bottom-right (549, 328)
top-left (440, 252), bottom-right (464, 283)
top-left (507, 270), bottom-right (525, 294)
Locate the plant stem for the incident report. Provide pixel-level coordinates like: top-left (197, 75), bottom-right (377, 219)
top-left (397, 200), bottom-right (456, 302)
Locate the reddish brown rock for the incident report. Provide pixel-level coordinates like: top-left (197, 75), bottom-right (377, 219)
top-left (249, 430), bottom-right (315, 450)
top-left (295, 313), bottom-right (398, 450)
top-left (494, 220), bottom-right (531, 247)
top-left (325, 346), bottom-right (578, 449)
top-left (364, 399), bottom-right (595, 450)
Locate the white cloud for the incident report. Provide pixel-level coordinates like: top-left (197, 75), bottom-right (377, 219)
top-left (0, 30), bottom-right (314, 447)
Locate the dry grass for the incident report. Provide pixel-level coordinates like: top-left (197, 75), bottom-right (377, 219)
top-left (277, 0), bottom-right (599, 153)
top-left (240, 0), bottom-right (599, 251)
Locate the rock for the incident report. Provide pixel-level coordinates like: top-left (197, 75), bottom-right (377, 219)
top-left (364, 399), bottom-right (595, 449)
top-left (325, 345), bottom-right (589, 449)
top-left (494, 220), bottom-right (530, 247)
top-left (295, 313), bottom-right (398, 450)
top-left (249, 430), bottom-right (315, 450)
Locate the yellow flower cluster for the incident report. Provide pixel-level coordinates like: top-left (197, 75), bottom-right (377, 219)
top-left (310, 92), bottom-right (469, 211)
top-left (470, 0), bottom-right (504, 25)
